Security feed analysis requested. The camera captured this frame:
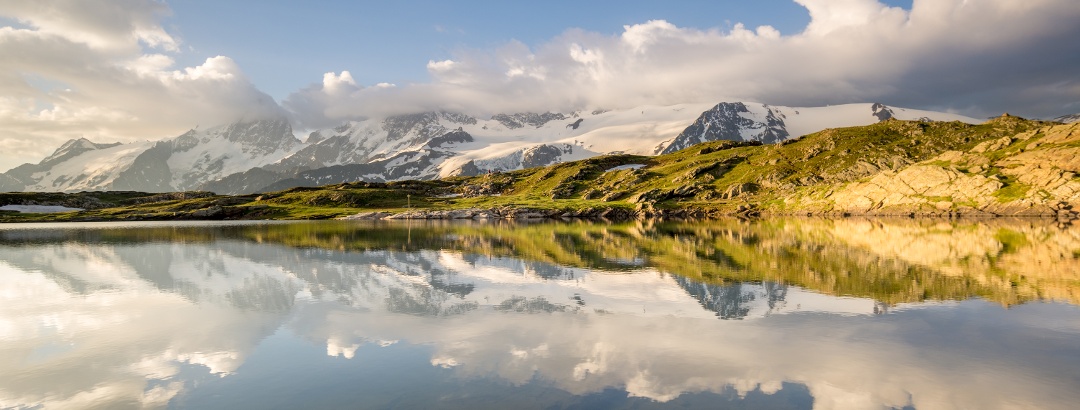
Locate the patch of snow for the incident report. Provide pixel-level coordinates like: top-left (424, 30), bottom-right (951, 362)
top-left (605, 164), bottom-right (646, 172)
top-left (772, 103), bottom-right (980, 138)
top-left (17, 101), bottom-right (987, 194)
top-left (27, 141), bottom-right (158, 191)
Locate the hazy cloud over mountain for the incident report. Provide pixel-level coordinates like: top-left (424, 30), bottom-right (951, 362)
top-left (2, 0), bottom-right (1079, 168)
top-left (289, 0), bottom-right (1080, 127)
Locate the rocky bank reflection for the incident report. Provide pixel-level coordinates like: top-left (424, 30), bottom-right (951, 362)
top-left (0, 219), bottom-right (1078, 409)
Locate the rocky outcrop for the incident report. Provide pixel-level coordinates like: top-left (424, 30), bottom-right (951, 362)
top-left (491, 112), bottom-right (567, 129)
top-left (826, 165), bottom-right (1004, 214)
top-left (871, 103), bottom-right (894, 121)
top-left (810, 121), bottom-right (1080, 217)
top-left (338, 211), bottom-right (393, 220)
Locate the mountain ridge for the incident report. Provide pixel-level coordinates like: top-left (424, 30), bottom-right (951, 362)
top-left (1054, 113), bottom-right (1080, 123)
top-left (5, 115), bottom-right (1073, 224)
top-left (1, 102), bottom-right (980, 194)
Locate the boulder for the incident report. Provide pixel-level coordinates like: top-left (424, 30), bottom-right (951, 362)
top-left (341, 211), bottom-right (392, 220)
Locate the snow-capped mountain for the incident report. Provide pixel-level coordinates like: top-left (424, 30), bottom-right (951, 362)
top-left (1054, 113), bottom-right (1080, 123)
top-left (2, 102), bottom-right (981, 194)
top-left (659, 102), bottom-right (979, 154)
top-left (206, 102), bottom-right (977, 194)
top-left (1, 119), bottom-right (301, 192)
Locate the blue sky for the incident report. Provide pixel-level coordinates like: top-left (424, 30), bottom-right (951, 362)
top-left (166, 0), bottom-right (912, 102)
top-left (0, 0), bottom-right (1077, 170)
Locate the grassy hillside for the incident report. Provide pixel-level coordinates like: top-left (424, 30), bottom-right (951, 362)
top-left (2, 115), bottom-right (1076, 222)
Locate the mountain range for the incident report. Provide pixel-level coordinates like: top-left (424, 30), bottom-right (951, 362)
top-left (0, 102), bottom-right (981, 194)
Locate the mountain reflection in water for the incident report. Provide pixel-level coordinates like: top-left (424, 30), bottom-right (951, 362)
top-left (0, 218), bottom-right (1078, 409)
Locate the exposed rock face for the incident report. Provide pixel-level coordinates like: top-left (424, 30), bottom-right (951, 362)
top-left (829, 165), bottom-right (1004, 214)
top-left (454, 160), bottom-right (483, 178)
top-left (383, 112), bottom-right (460, 142)
top-left (217, 119), bottom-right (300, 157)
top-left (491, 112), bottom-right (567, 129)
top-left (521, 144), bottom-right (571, 169)
top-left (817, 122), bottom-right (1080, 216)
top-left (466, 143), bottom-right (577, 174)
top-left (111, 141), bottom-right (174, 191)
top-left (424, 129), bottom-right (474, 149)
top-left (871, 103), bottom-right (895, 121)
top-left (661, 102), bottom-right (790, 154)
top-left (721, 182), bottom-right (759, 200)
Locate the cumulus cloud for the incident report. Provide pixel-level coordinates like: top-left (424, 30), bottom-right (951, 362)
top-left (0, 0), bottom-right (178, 52)
top-left (0, 0), bottom-right (281, 171)
top-left (286, 0), bottom-right (1080, 127)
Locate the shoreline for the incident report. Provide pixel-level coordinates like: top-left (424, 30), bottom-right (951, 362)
top-left (3, 203), bottom-right (1076, 223)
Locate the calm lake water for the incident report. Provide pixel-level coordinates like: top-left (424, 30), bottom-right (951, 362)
top-left (1, 218), bottom-right (1078, 409)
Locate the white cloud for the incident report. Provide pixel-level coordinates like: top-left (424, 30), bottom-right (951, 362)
top-left (0, 0), bottom-right (281, 171)
top-left (285, 0), bottom-right (1080, 128)
top-left (796, 0), bottom-right (901, 36)
top-left (322, 70), bottom-right (357, 93)
top-left (3, 0), bottom-right (1080, 171)
top-left (0, 0), bottom-right (178, 52)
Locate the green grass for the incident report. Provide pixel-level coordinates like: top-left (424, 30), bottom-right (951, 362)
top-left (0, 117), bottom-right (1062, 222)
top-left (993, 179), bottom-right (1032, 203)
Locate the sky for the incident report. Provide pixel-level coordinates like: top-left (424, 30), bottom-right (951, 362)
top-left (0, 0), bottom-right (1078, 171)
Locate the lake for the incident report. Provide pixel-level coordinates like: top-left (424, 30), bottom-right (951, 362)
top-left (1, 218), bottom-right (1078, 409)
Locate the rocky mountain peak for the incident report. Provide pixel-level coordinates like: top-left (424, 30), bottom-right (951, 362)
top-left (438, 111), bottom-right (478, 125)
top-left (871, 103), bottom-right (895, 121)
top-left (424, 129), bottom-right (474, 150)
top-left (40, 138), bottom-right (122, 167)
top-left (659, 102), bottom-right (790, 154)
top-left (383, 112), bottom-right (445, 142)
top-left (212, 118), bottom-right (298, 155)
top-left (987, 112), bottom-right (1029, 125)
top-left (491, 112), bottom-right (568, 129)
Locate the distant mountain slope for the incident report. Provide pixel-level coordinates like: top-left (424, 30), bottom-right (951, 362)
top-left (1053, 113), bottom-right (1080, 123)
top-left (10, 115), bottom-right (1068, 224)
top-left (211, 102), bottom-right (978, 194)
top-left (3, 102), bottom-right (981, 194)
top-left (2, 119), bottom-right (301, 192)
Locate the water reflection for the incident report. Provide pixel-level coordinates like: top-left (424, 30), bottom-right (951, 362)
top-left (1, 219), bottom-right (1078, 409)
